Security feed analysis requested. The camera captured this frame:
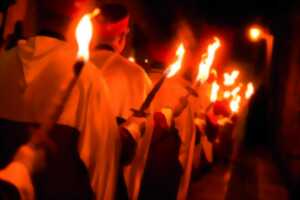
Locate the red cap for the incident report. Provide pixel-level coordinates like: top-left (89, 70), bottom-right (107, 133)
top-left (213, 100), bottom-right (231, 117)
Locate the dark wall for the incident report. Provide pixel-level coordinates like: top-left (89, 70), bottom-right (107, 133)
top-left (272, 13), bottom-right (300, 198)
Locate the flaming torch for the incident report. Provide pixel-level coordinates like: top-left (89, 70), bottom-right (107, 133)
top-left (224, 70), bottom-right (240, 86)
top-left (182, 38), bottom-right (221, 99)
top-left (230, 95), bottom-right (241, 113)
top-left (74, 12), bottom-right (96, 72)
top-left (29, 10), bottom-right (98, 147)
top-left (196, 37), bottom-right (221, 84)
top-left (132, 43), bottom-right (186, 117)
top-left (245, 82), bottom-right (255, 99)
top-left (210, 81), bottom-right (220, 103)
top-left (171, 38), bottom-right (221, 118)
top-left (223, 91), bottom-right (231, 99)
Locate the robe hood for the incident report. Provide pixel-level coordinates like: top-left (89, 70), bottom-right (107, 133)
top-left (16, 36), bottom-right (75, 86)
top-left (0, 37), bottom-right (121, 200)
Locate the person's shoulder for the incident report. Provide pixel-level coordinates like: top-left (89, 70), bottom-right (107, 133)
top-left (118, 56), bottom-right (149, 77)
top-left (0, 46), bottom-right (18, 61)
top-left (79, 61), bottom-right (107, 86)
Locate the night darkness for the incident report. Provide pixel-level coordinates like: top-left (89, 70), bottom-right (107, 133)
top-left (117, 0), bottom-right (298, 78)
top-left (1, 0), bottom-right (300, 198)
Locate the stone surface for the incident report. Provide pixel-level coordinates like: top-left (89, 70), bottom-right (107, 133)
top-left (188, 149), bottom-right (289, 200)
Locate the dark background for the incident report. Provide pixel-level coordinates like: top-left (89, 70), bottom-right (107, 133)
top-left (115, 0), bottom-right (299, 78)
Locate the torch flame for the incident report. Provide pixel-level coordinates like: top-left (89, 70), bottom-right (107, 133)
top-left (224, 70), bottom-right (240, 86)
top-left (76, 9), bottom-right (100, 61)
top-left (196, 37), bottom-right (221, 83)
top-left (231, 86), bottom-right (241, 97)
top-left (166, 43), bottom-right (185, 78)
top-left (223, 91), bottom-right (231, 99)
top-left (245, 82), bottom-right (255, 99)
top-left (230, 95), bottom-right (241, 113)
top-left (210, 81), bottom-right (220, 102)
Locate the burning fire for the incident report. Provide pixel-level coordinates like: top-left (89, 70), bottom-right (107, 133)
top-left (196, 37), bottom-right (221, 83)
top-left (245, 82), bottom-right (255, 99)
top-left (231, 86), bottom-right (241, 97)
top-left (230, 95), bottom-right (241, 113)
top-left (210, 81), bottom-right (220, 102)
top-left (166, 43), bottom-right (186, 78)
top-left (76, 9), bottom-right (100, 61)
top-left (223, 91), bottom-right (231, 99)
top-left (224, 70), bottom-right (240, 86)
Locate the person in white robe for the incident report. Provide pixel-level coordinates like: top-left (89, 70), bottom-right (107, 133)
top-left (91, 3), bottom-right (153, 200)
top-left (142, 68), bottom-right (195, 200)
top-left (0, 0), bottom-right (126, 199)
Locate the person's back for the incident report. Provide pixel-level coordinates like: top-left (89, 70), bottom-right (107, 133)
top-left (91, 3), bottom-right (152, 120)
top-left (0, 1), bottom-right (120, 199)
top-left (92, 50), bottom-right (151, 119)
top-left (142, 72), bottom-right (195, 200)
top-left (91, 3), bottom-right (152, 200)
top-left (0, 35), bottom-right (95, 199)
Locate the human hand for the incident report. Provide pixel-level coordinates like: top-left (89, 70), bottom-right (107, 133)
top-left (122, 116), bottom-right (147, 141)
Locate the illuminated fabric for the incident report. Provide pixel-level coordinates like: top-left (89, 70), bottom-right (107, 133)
top-left (150, 74), bottom-right (196, 200)
top-left (92, 49), bottom-right (153, 200)
top-left (0, 36), bottom-right (120, 200)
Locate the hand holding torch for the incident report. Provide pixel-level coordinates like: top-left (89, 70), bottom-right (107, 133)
top-left (24, 10), bottom-right (99, 173)
top-left (131, 43), bottom-right (186, 118)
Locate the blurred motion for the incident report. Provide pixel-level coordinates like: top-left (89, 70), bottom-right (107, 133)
top-left (1, 0), bottom-right (300, 200)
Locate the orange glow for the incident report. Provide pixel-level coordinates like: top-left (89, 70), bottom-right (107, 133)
top-left (249, 27), bottom-right (262, 42)
top-left (231, 86), bottom-right (241, 97)
top-left (245, 82), bottom-right (255, 99)
top-left (223, 91), bottom-right (231, 99)
top-left (230, 95), bottom-right (241, 113)
top-left (196, 37), bottom-right (221, 83)
top-left (210, 81), bottom-right (220, 102)
top-left (166, 43), bottom-right (185, 78)
top-left (224, 70), bottom-right (240, 86)
top-left (76, 9), bottom-right (100, 61)
top-left (128, 56), bottom-right (136, 63)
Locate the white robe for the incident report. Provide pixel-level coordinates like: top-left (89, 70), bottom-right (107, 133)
top-left (191, 83), bottom-right (214, 164)
top-left (0, 36), bottom-right (120, 200)
top-left (150, 73), bottom-right (195, 200)
top-left (92, 50), bottom-right (153, 200)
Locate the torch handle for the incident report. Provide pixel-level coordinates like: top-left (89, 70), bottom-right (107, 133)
top-left (132, 74), bottom-right (167, 117)
top-left (29, 61), bottom-right (85, 149)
